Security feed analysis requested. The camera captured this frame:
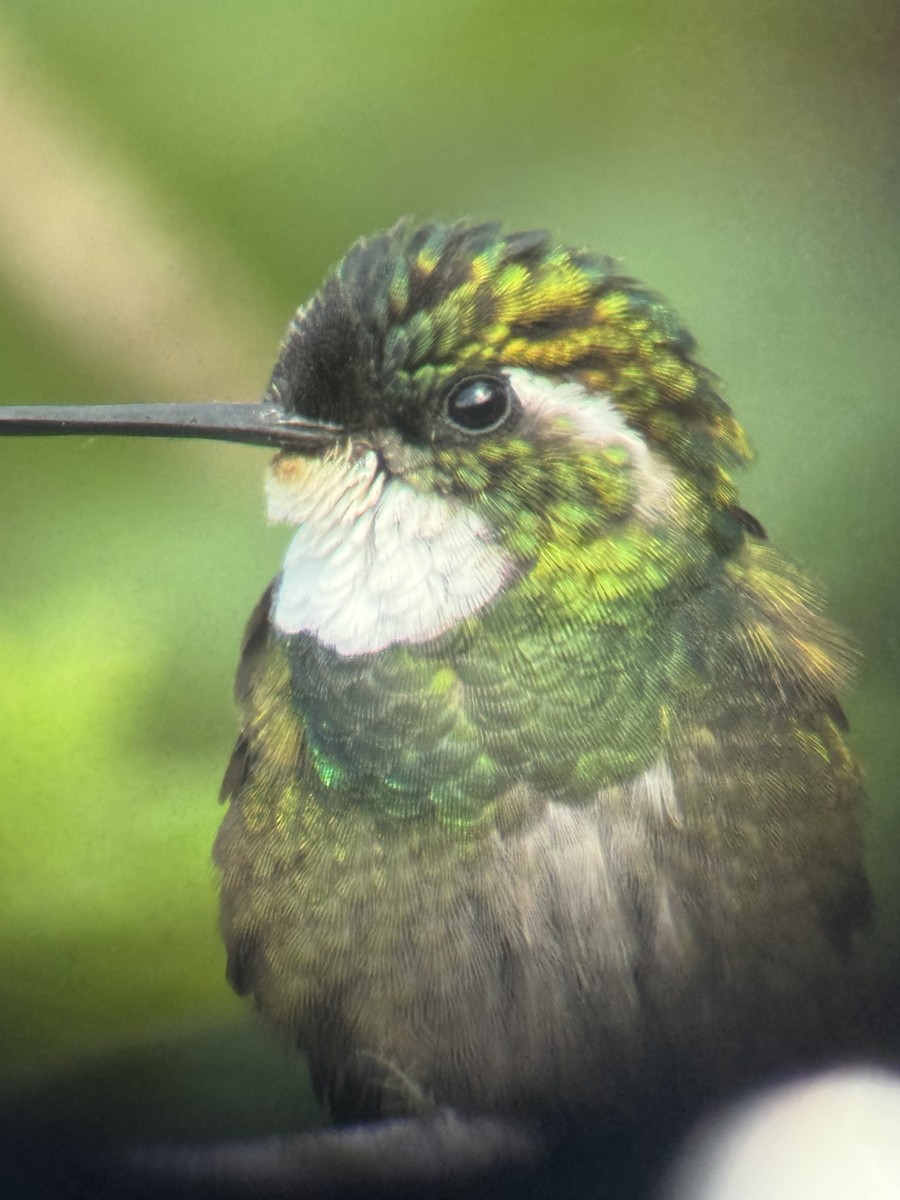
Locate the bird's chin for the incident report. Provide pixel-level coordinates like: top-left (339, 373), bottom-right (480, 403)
top-left (265, 445), bottom-right (384, 527)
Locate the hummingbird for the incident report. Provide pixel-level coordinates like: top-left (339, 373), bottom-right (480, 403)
top-left (0, 218), bottom-right (871, 1185)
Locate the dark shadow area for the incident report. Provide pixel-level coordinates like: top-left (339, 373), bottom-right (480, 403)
top-left (3, 978), bottom-right (900, 1200)
top-left (1, 1021), bottom-right (316, 1200)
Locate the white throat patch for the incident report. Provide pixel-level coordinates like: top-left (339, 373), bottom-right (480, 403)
top-left (267, 450), bottom-right (512, 657)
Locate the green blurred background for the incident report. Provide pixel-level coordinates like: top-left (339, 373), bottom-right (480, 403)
top-left (1, 0), bottom-right (898, 1171)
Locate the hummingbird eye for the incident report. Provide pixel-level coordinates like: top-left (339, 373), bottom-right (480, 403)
top-left (443, 376), bottom-right (514, 435)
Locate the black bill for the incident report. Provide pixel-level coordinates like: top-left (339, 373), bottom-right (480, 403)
top-left (0, 401), bottom-right (341, 452)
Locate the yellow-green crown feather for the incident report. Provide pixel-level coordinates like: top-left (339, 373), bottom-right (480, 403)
top-left (270, 217), bottom-right (750, 522)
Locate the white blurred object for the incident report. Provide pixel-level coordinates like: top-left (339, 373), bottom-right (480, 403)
top-left (666, 1066), bottom-right (900, 1200)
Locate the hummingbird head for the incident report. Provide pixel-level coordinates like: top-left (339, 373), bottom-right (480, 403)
top-left (263, 218), bottom-right (753, 658)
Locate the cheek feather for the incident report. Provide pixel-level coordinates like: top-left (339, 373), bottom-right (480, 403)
top-left (507, 368), bottom-right (674, 519)
top-left (262, 371), bottom-right (670, 658)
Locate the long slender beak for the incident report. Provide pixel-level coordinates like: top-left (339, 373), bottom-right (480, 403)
top-left (0, 400), bottom-right (342, 452)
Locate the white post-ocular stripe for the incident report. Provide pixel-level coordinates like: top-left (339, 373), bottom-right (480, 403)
top-left (508, 369), bottom-right (673, 517)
